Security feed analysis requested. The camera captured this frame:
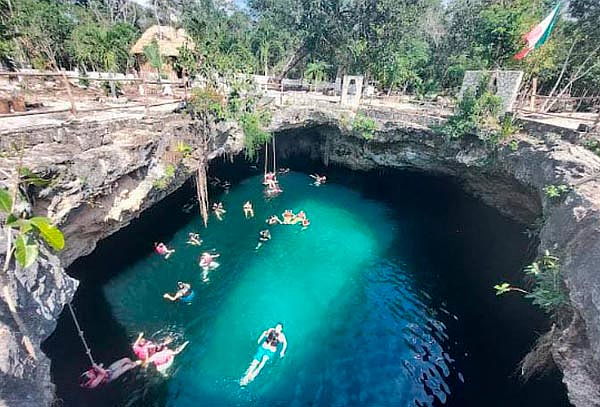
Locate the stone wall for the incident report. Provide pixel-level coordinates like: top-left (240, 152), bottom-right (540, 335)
top-left (460, 70), bottom-right (524, 113)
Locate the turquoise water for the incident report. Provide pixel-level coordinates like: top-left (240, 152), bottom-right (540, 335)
top-left (103, 172), bottom-right (449, 405)
top-left (44, 165), bottom-right (569, 407)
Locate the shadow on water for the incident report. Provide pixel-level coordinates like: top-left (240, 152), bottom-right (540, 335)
top-left (43, 153), bottom-right (569, 407)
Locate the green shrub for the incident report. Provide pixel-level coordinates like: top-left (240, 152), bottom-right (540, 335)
top-left (240, 112), bottom-right (272, 160)
top-left (494, 251), bottom-right (568, 315)
top-left (543, 184), bottom-right (569, 200)
top-left (352, 114), bottom-right (377, 140)
top-left (188, 86), bottom-right (226, 120)
top-left (437, 77), bottom-right (504, 142)
top-left (175, 141), bottom-right (193, 157)
top-left (154, 164), bottom-right (176, 190)
top-left (583, 139), bottom-right (600, 157)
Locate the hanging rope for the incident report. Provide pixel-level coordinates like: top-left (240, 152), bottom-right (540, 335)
top-left (264, 142), bottom-right (268, 176)
top-left (272, 135), bottom-right (276, 173)
top-left (196, 163), bottom-right (209, 228)
top-left (67, 302), bottom-right (96, 366)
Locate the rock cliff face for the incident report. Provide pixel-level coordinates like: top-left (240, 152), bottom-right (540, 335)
top-left (1, 105), bottom-right (599, 406)
top-left (0, 111), bottom-right (244, 406)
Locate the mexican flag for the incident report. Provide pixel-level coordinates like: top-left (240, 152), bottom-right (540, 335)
top-left (514, 2), bottom-right (562, 60)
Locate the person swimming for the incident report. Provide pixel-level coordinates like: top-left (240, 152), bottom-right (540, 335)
top-left (301, 218), bottom-right (311, 229)
top-left (266, 215), bottom-right (282, 225)
top-left (186, 233), bottom-right (202, 246)
top-left (310, 174), bottom-right (327, 186)
top-left (278, 168), bottom-right (290, 174)
top-left (146, 341), bottom-right (189, 375)
top-left (243, 201), bottom-right (254, 218)
top-left (240, 323), bottom-right (287, 386)
top-left (282, 210), bottom-right (295, 224)
top-left (163, 282), bottom-right (194, 303)
top-left (132, 332), bottom-right (173, 363)
top-left (255, 229), bottom-right (272, 250)
top-left (199, 252), bottom-right (220, 282)
top-left (212, 202), bottom-right (226, 221)
top-left (80, 358), bottom-right (141, 389)
top-left (154, 242), bottom-right (175, 259)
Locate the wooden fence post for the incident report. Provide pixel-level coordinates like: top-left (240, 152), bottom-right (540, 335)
top-left (61, 72), bottom-right (77, 115)
top-left (530, 77), bottom-right (537, 111)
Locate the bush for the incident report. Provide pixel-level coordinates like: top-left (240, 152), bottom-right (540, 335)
top-left (239, 112), bottom-right (272, 160)
top-left (154, 164), bottom-right (176, 190)
top-left (437, 77), bottom-right (504, 142)
top-left (543, 184), bottom-right (569, 200)
top-left (188, 86), bottom-right (227, 120)
top-left (352, 114), bottom-right (377, 140)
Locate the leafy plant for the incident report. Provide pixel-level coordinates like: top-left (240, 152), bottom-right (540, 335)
top-left (543, 184), bottom-right (569, 199)
top-left (583, 139), bottom-right (600, 157)
top-left (143, 39), bottom-right (163, 77)
top-left (239, 111), bottom-right (272, 160)
top-left (154, 164), bottom-right (176, 190)
top-left (1, 188), bottom-right (64, 268)
top-left (352, 114), bottom-right (377, 140)
top-left (175, 141), bottom-right (193, 158)
top-left (509, 139), bottom-right (519, 152)
top-left (188, 86), bottom-right (227, 121)
top-left (494, 251), bottom-right (568, 314)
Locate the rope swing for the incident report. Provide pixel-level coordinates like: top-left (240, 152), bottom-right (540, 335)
top-left (67, 302), bottom-right (96, 366)
top-left (272, 135), bottom-right (276, 173)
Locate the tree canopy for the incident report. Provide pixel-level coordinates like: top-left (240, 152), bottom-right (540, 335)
top-left (0, 0), bottom-right (598, 96)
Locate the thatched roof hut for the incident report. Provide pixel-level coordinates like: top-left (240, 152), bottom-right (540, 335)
top-left (130, 25), bottom-right (194, 57)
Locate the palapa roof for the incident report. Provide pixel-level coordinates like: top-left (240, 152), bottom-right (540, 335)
top-left (130, 25), bottom-right (194, 57)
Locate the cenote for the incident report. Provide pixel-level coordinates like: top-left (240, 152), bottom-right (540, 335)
top-left (44, 152), bottom-right (569, 407)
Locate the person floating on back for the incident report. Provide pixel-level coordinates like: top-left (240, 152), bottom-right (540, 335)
top-left (145, 341), bottom-right (189, 375)
top-left (199, 251), bottom-right (220, 282)
top-left (212, 202), bottom-right (226, 221)
top-left (266, 215), bottom-right (282, 225)
top-left (154, 242), bottom-right (175, 259)
top-left (240, 323), bottom-right (287, 386)
top-left (163, 281), bottom-right (195, 304)
top-left (310, 174), bottom-right (327, 186)
top-left (132, 332), bottom-right (173, 364)
top-left (80, 358), bottom-right (141, 389)
top-left (187, 233), bottom-right (202, 246)
top-left (243, 201), bottom-right (255, 218)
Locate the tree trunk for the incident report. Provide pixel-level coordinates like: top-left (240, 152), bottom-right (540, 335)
top-left (277, 45), bottom-right (308, 80)
top-left (542, 42), bottom-right (576, 112)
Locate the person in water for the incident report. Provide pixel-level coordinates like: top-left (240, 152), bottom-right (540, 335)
top-left (255, 229), bottom-right (271, 250)
top-left (266, 215), bottom-right (282, 225)
top-left (243, 201), bottom-right (254, 218)
top-left (80, 358), bottom-right (141, 389)
top-left (186, 233), bottom-right (202, 246)
top-left (132, 332), bottom-right (173, 363)
top-left (212, 202), bottom-right (226, 221)
top-left (278, 168), bottom-right (290, 174)
top-left (240, 323), bottom-right (288, 386)
top-left (154, 242), bottom-right (175, 259)
top-left (301, 218), bottom-right (311, 229)
top-left (282, 210), bottom-right (295, 224)
top-left (163, 282), bottom-right (194, 303)
top-left (146, 341), bottom-right (189, 375)
top-left (310, 174), bottom-right (327, 186)
top-left (199, 252), bottom-right (220, 282)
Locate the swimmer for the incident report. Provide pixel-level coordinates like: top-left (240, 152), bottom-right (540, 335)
top-left (240, 323), bottom-right (287, 386)
top-left (146, 341), bottom-right (189, 375)
top-left (199, 252), bottom-right (220, 282)
top-left (80, 358), bottom-right (141, 389)
top-left (263, 172), bottom-right (279, 190)
top-left (282, 210), bottom-right (295, 224)
top-left (243, 201), bottom-right (254, 218)
top-left (186, 233), bottom-right (203, 246)
top-left (163, 281), bottom-right (194, 303)
top-left (278, 168), bottom-right (290, 175)
top-left (310, 174), bottom-right (327, 186)
top-left (266, 215), bottom-right (282, 225)
top-left (133, 332), bottom-right (173, 363)
top-left (154, 242), bottom-right (175, 259)
top-left (301, 218), bottom-right (311, 229)
top-left (255, 229), bottom-right (271, 250)
top-left (212, 202), bottom-right (226, 221)
top-left (296, 211), bottom-right (307, 220)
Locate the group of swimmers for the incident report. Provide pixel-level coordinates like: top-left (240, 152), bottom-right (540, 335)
top-left (80, 333), bottom-right (189, 389)
top-left (125, 171), bottom-right (325, 388)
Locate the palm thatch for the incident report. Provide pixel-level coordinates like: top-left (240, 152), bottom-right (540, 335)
top-left (130, 25), bottom-right (194, 57)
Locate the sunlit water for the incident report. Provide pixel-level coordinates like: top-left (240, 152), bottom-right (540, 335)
top-left (104, 173), bottom-right (452, 406)
top-left (44, 166), bottom-right (569, 407)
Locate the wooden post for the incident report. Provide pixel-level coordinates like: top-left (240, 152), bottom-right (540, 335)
top-left (530, 77), bottom-right (537, 111)
top-left (61, 72), bottom-right (77, 115)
